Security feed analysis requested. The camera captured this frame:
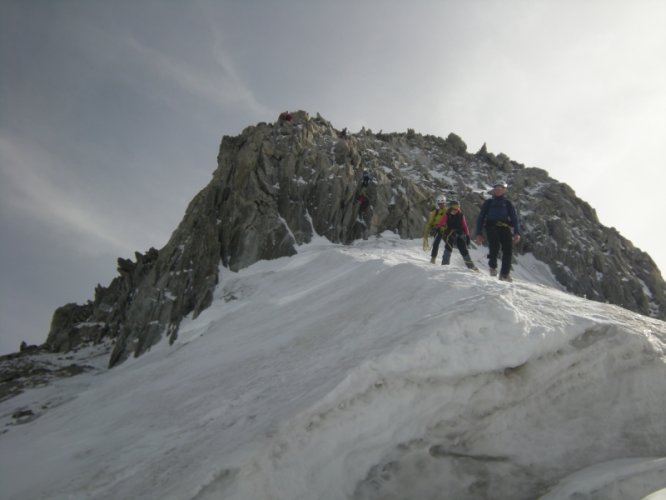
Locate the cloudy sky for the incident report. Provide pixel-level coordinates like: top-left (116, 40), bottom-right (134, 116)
top-left (1, 0), bottom-right (664, 354)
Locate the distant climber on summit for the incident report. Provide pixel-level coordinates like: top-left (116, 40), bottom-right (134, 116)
top-left (435, 200), bottom-right (477, 269)
top-left (278, 111), bottom-right (293, 122)
top-left (475, 181), bottom-right (521, 281)
top-left (423, 194), bottom-right (448, 263)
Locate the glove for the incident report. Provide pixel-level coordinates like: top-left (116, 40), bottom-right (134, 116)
top-left (422, 236), bottom-right (430, 252)
top-left (465, 235), bottom-right (471, 246)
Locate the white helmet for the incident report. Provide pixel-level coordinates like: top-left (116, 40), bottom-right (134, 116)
top-left (436, 194), bottom-right (447, 205)
top-left (493, 180), bottom-right (508, 189)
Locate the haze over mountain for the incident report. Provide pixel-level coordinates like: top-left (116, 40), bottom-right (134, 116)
top-left (2, 1), bottom-right (665, 359)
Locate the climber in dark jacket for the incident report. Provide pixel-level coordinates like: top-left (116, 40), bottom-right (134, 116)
top-left (475, 181), bottom-right (521, 281)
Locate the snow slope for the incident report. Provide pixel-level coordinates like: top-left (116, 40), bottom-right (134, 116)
top-left (1, 234), bottom-right (665, 499)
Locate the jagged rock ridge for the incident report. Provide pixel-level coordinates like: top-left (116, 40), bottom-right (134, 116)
top-left (43, 111), bottom-right (665, 366)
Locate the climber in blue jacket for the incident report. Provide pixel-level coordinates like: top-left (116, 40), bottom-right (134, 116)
top-left (475, 181), bottom-right (521, 282)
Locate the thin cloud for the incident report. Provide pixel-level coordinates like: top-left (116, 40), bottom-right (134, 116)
top-left (0, 134), bottom-right (135, 255)
top-left (122, 34), bottom-right (270, 117)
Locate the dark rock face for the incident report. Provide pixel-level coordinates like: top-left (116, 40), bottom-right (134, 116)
top-left (42, 111), bottom-right (665, 366)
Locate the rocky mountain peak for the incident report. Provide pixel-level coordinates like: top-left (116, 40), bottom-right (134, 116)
top-left (42, 111), bottom-right (665, 366)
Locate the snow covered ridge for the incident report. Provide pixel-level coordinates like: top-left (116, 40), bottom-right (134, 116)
top-left (43, 112), bottom-right (665, 368)
top-left (1, 234), bottom-right (664, 499)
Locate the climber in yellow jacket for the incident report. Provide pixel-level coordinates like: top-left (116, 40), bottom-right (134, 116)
top-left (422, 194), bottom-right (448, 263)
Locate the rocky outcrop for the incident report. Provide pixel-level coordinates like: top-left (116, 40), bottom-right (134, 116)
top-left (0, 347), bottom-right (95, 405)
top-left (511, 168), bottom-right (665, 317)
top-left (42, 111), bottom-right (666, 366)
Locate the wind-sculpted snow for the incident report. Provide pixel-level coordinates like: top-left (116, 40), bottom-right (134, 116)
top-left (1, 234), bottom-right (664, 499)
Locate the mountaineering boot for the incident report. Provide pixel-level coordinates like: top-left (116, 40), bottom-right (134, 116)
top-left (463, 255), bottom-right (477, 270)
top-left (489, 268), bottom-right (498, 277)
top-left (441, 250), bottom-right (452, 265)
top-left (430, 256), bottom-right (436, 264)
top-left (499, 273), bottom-right (513, 282)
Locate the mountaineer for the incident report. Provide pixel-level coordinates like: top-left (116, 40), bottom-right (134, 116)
top-left (474, 181), bottom-right (521, 281)
top-left (422, 195), bottom-right (448, 264)
top-left (435, 200), bottom-right (477, 269)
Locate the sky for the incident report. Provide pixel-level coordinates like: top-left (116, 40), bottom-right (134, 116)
top-left (1, 0), bottom-right (665, 355)
top-left (1, 235), bottom-right (665, 499)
